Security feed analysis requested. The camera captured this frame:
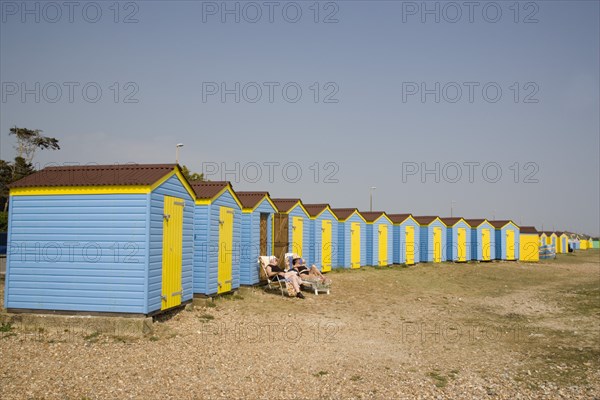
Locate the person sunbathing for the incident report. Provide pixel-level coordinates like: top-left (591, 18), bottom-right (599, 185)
top-left (266, 256), bottom-right (305, 299)
top-left (291, 257), bottom-right (330, 284)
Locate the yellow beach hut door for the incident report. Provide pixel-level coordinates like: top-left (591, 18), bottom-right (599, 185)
top-left (351, 222), bottom-right (361, 268)
top-left (457, 228), bottom-right (467, 262)
top-left (218, 207), bottom-right (234, 294)
top-left (405, 226), bottom-right (414, 265)
top-left (378, 224), bottom-right (388, 266)
top-left (292, 216), bottom-right (303, 256)
top-left (321, 220), bottom-right (332, 272)
top-left (433, 227), bottom-right (442, 263)
top-left (482, 229), bottom-right (491, 261)
top-left (506, 229), bottom-right (515, 260)
top-left (161, 196), bottom-right (184, 310)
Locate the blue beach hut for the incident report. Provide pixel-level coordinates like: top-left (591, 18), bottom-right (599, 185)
top-left (303, 204), bottom-right (339, 272)
top-left (388, 214), bottom-right (420, 265)
top-left (191, 181), bottom-right (242, 296)
top-left (4, 164), bottom-right (195, 315)
top-left (271, 199), bottom-right (311, 261)
top-left (236, 191), bottom-right (277, 285)
top-left (489, 220), bottom-right (520, 261)
top-left (464, 219), bottom-right (496, 262)
top-left (361, 211), bottom-right (393, 267)
top-left (440, 217), bottom-right (471, 262)
top-left (414, 216), bottom-right (447, 263)
top-left (331, 208), bottom-right (367, 269)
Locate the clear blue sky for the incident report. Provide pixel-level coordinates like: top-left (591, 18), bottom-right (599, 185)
top-left (1, 1), bottom-right (598, 236)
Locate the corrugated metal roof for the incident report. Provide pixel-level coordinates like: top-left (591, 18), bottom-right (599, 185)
top-left (464, 219), bottom-right (488, 227)
top-left (302, 204), bottom-right (330, 217)
top-left (489, 220), bottom-right (516, 229)
top-left (360, 211), bottom-right (386, 222)
top-left (387, 214), bottom-right (413, 224)
top-left (8, 164), bottom-right (177, 188)
top-left (330, 208), bottom-right (358, 220)
top-left (520, 226), bottom-right (539, 234)
top-left (236, 191), bottom-right (270, 209)
top-left (271, 198), bottom-right (301, 213)
top-left (440, 217), bottom-right (466, 226)
top-left (191, 181), bottom-right (230, 200)
top-left (413, 216), bottom-right (440, 225)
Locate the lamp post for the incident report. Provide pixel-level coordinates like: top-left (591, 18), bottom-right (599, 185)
top-left (175, 143), bottom-right (184, 164)
top-left (450, 200), bottom-right (456, 218)
top-left (369, 187), bottom-right (377, 212)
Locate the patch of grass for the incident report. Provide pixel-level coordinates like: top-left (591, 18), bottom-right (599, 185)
top-left (313, 370), bottom-right (328, 377)
top-left (0, 323), bottom-right (13, 332)
top-left (84, 331), bottom-right (101, 342)
top-left (112, 336), bottom-right (135, 344)
top-left (556, 283), bottom-right (600, 316)
top-left (206, 301), bottom-right (217, 308)
top-left (350, 375), bottom-right (361, 382)
top-left (149, 336), bottom-right (160, 342)
top-left (518, 345), bottom-right (600, 387)
top-left (198, 314), bottom-right (215, 322)
top-left (1, 332), bottom-right (16, 339)
top-left (448, 369), bottom-right (459, 379)
top-left (427, 371), bottom-right (448, 388)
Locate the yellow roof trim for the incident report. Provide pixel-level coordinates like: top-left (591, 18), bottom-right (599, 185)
top-left (374, 214), bottom-right (393, 225)
top-left (250, 195), bottom-right (277, 213)
top-left (10, 185), bottom-right (151, 196)
top-left (419, 217), bottom-right (447, 227)
top-left (149, 168), bottom-right (196, 200)
top-left (450, 218), bottom-right (471, 228)
top-left (10, 166), bottom-right (194, 198)
top-left (392, 215), bottom-right (419, 226)
top-left (284, 201), bottom-right (310, 217)
top-left (339, 210), bottom-right (367, 223)
top-left (476, 219), bottom-right (492, 228)
top-left (494, 221), bottom-right (519, 230)
top-left (194, 185), bottom-right (243, 209)
top-left (310, 206), bottom-right (336, 220)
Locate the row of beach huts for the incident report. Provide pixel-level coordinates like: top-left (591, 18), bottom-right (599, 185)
top-left (3, 164), bottom-right (597, 316)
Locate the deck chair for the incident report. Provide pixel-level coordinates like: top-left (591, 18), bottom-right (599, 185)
top-left (258, 256), bottom-right (296, 297)
top-left (285, 253), bottom-right (331, 296)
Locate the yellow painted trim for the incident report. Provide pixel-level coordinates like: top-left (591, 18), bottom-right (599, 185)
top-left (245, 196), bottom-right (278, 213)
top-left (351, 210), bottom-right (367, 223)
top-left (392, 215), bottom-right (419, 226)
top-left (11, 167), bottom-right (195, 198)
top-left (292, 202), bottom-right (311, 218)
top-left (263, 196), bottom-right (278, 213)
top-left (476, 220), bottom-right (492, 228)
top-left (312, 205), bottom-right (335, 220)
top-left (493, 221), bottom-right (519, 230)
top-left (418, 217), bottom-right (447, 227)
top-left (448, 218), bottom-right (470, 228)
top-left (194, 186), bottom-right (243, 209)
top-left (375, 214), bottom-right (394, 225)
top-left (149, 168), bottom-right (197, 200)
top-left (10, 185), bottom-right (151, 196)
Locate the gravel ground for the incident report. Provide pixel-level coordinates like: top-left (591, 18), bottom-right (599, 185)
top-left (1, 251), bottom-right (599, 399)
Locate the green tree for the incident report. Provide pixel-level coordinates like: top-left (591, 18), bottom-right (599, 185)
top-left (10, 126), bottom-right (60, 163)
top-left (1, 127), bottom-right (61, 222)
top-left (181, 165), bottom-right (204, 182)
